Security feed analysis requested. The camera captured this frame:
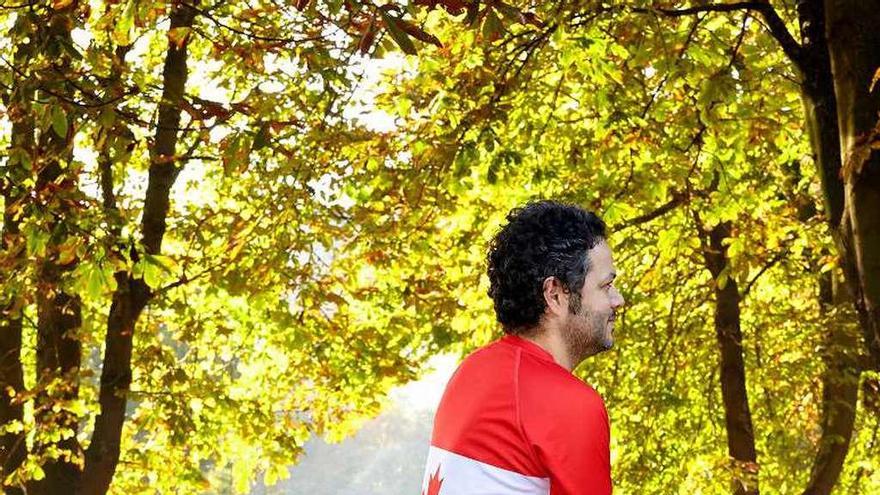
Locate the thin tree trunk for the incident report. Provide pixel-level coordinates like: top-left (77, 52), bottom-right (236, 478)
top-left (706, 222), bottom-right (759, 495)
top-left (77, 4), bottom-right (198, 494)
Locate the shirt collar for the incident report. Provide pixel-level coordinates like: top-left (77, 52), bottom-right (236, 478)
top-left (501, 334), bottom-right (557, 365)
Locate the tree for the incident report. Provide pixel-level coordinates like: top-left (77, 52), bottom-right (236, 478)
top-left (2, 0), bottom-right (878, 494)
top-left (351, 1), bottom-right (879, 493)
top-left (0, 1), bottom-right (458, 493)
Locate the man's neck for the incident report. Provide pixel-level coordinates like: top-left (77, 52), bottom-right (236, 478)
top-left (520, 328), bottom-right (575, 372)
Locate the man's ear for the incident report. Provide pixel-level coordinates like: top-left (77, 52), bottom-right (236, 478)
top-left (542, 277), bottom-right (567, 318)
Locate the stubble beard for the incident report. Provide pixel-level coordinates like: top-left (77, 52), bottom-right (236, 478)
top-left (563, 294), bottom-right (613, 364)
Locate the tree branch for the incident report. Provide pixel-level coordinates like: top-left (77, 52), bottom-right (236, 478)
top-left (181, 2), bottom-right (325, 44)
top-left (79, 3), bottom-right (199, 493)
top-left (742, 248), bottom-right (786, 298)
top-left (633, 1), bottom-right (804, 71)
top-left (618, 191), bottom-right (686, 230)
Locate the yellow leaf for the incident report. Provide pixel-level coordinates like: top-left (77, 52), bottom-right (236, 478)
top-left (167, 27), bottom-right (192, 49)
top-left (51, 0), bottom-right (74, 9)
top-left (870, 67), bottom-right (880, 93)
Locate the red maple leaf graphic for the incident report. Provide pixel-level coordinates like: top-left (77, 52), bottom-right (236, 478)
top-left (422, 465), bottom-right (444, 495)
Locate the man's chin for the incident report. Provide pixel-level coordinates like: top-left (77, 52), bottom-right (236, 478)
top-left (603, 322), bottom-right (615, 349)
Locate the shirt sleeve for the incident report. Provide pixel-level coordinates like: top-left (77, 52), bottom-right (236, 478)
top-left (521, 379), bottom-right (612, 495)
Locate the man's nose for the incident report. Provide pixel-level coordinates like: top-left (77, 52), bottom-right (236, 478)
top-left (611, 288), bottom-right (625, 309)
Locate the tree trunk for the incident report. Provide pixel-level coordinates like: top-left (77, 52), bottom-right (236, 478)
top-left (793, 3), bottom-right (862, 492)
top-left (1, 10), bottom-right (42, 494)
top-left (77, 3), bottom-right (197, 494)
top-left (0, 85), bottom-right (31, 495)
top-left (824, 0), bottom-right (880, 372)
top-left (703, 221), bottom-right (759, 495)
top-left (34, 282), bottom-right (83, 494)
top-left (32, 162), bottom-right (84, 494)
top-left (803, 273), bottom-right (861, 495)
top-left (23, 5), bottom-right (86, 492)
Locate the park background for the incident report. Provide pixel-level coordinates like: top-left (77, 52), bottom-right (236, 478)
top-left (1, 1), bottom-right (879, 494)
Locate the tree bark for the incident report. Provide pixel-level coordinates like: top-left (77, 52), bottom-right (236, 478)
top-left (702, 221), bottom-right (759, 495)
top-left (1, 10), bottom-right (41, 494)
top-left (803, 273), bottom-right (861, 495)
top-left (77, 3), bottom-right (197, 494)
top-left (32, 165), bottom-right (84, 495)
top-left (0, 77), bottom-right (30, 495)
top-left (824, 0), bottom-right (880, 372)
top-left (791, 3), bottom-right (862, 492)
top-left (34, 281), bottom-right (83, 494)
top-left (23, 5), bottom-right (87, 492)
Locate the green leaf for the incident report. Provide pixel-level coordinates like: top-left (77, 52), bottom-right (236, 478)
top-left (75, 261), bottom-right (117, 299)
top-left (252, 123), bottom-right (270, 151)
top-left (26, 227), bottom-right (49, 257)
top-left (86, 264), bottom-right (106, 299)
top-left (112, 0), bottom-right (135, 45)
top-left (138, 254), bottom-right (177, 289)
top-left (716, 266), bottom-right (730, 290)
top-left (51, 105), bottom-right (68, 138)
top-left (379, 11), bottom-right (417, 55)
top-left (481, 9), bottom-right (504, 43)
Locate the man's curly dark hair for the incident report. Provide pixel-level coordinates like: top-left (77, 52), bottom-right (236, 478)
top-left (487, 200), bottom-right (607, 334)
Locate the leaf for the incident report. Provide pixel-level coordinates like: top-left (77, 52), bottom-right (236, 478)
top-left (167, 27), bottom-right (192, 49)
top-left (396, 19), bottom-right (442, 47)
top-left (59, 37), bottom-right (84, 60)
top-left (30, 465), bottom-right (45, 481)
top-left (112, 1), bottom-right (135, 46)
top-left (379, 10), bottom-right (417, 55)
top-left (51, 105), bottom-right (68, 138)
top-left (51, 0), bottom-right (74, 9)
top-left (716, 266), bottom-right (730, 290)
top-left (251, 123), bottom-right (270, 151)
top-left (358, 20), bottom-right (379, 54)
top-left (26, 228), bottom-right (49, 257)
top-left (481, 9), bottom-right (504, 43)
top-left (144, 254), bottom-right (177, 288)
top-left (86, 264), bottom-right (106, 299)
top-left (56, 237), bottom-right (79, 265)
top-left (464, 1), bottom-right (480, 26)
top-left (77, 262), bottom-right (118, 299)
top-left (414, 0), bottom-right (468, 15)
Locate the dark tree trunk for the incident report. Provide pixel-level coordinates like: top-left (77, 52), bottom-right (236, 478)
top-left (2, 9), bottom-right (42, 494)
top-left (794, 3), bottom-right (862, 492)
top-left (77, 3), bottom-right (198, 494)
top-left (34, 283), bottom-right (83, 494)
top-left (703, 221), bottom-right (759, 495)
top-left (824, 0), bottom-right (880, 372)
top-left (803, 273), bottom-right (861, 495)
top-left (24, 5), bottom-right (87, 492)
top-left (0, 97), bottom-right (30, 495)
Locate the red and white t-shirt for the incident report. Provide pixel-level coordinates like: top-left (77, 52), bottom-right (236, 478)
top-left (421, 334), bottom-right (612, 495)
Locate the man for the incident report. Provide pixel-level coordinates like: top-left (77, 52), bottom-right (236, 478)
top-left (421, 200), bottom-right (624, 495)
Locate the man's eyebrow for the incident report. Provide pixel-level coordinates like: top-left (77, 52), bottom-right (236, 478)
top-left (602, 272), bottom-right (617, 284)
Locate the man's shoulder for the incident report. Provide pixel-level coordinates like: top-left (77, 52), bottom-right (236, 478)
top-left (453, 337), bottom-right (519, 373)
top-left (517, 355), bottom-right (607, 416)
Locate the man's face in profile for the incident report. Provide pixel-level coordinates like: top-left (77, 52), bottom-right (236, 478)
top-left (562, 240), bottom-right (625, 362)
